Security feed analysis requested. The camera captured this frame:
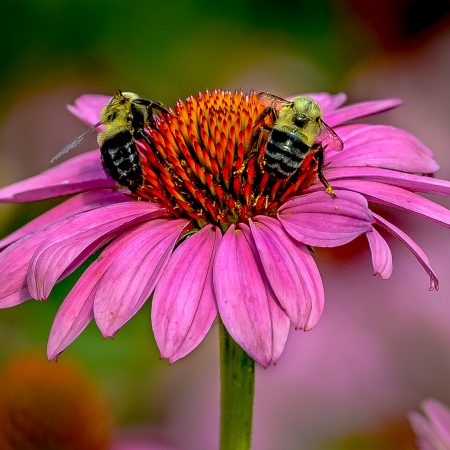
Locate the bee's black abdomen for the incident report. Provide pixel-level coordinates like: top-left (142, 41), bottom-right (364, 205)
top-left (100, 130), bottom-right (143, 192)
top-left (264, 129), bottom-right (310, 178)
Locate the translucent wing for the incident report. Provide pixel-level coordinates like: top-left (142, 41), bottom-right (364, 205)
top-left (316, 120), bottom-right (344, 152)
top-left (256, 92), bottom-right (289, 113)
top-left (50, 121), bottom-right (102, 163)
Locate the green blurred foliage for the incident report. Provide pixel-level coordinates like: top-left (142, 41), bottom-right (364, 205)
top-left (0, 0), bottom-right (371, 103)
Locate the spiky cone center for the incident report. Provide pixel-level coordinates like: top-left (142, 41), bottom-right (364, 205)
top-left (135, 90), bottom-right (320, 231)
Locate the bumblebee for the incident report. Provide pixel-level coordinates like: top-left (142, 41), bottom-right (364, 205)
top-left (254, 92), bottom-right (344, 195)
top-left (97, 91), bottom-right (170, 192)
top-left (52, 91), bottom-right (170, 193)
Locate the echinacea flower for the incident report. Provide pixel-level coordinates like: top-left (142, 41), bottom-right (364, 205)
top-left (409, 399), bottom-right (450, 450)
top-left (0, 90), bottom-right (449, 368)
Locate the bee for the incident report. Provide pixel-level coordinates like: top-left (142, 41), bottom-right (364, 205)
top-left (52, 91), bottom-right (171, 193)
top-left (253, 92), bottom-right (344, 196)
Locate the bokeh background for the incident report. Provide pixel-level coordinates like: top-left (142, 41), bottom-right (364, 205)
top-left (0, 1), bottom-right (449, 449)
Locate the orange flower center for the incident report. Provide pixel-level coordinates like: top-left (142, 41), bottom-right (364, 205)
top-left (135, 90), bottom-right (319, 230)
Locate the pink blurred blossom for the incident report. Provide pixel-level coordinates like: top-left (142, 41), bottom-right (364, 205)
top-left (409, 399), bottom-right (450, 450)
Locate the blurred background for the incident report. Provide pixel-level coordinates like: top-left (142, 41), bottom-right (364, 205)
top-left (0, 1), bottom-right (449, 449)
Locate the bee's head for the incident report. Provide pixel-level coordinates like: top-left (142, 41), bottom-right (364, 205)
top-left (100, 92), bottom-right (135, 125)
top-left (97, 92), bottom-right (140, 146)
top-left (291, 96), bottom-right (322, 120)
top-left (283, 96), bottom-right (323, 145)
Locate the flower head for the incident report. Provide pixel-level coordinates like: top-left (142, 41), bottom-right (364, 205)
top-left (0, 90), bottom-right (449, 367)
top-left (409, 399), bottom-right (450, 450)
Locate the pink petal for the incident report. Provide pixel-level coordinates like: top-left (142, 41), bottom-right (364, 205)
top-left (93, 219), bottom-right (189, 338)
top-left (266, 289), bottom-right (291, 365)
top-left (366, 228), bottom-right (393, 279)
top-left (0, 226), bottom-right (66, 308)
top-left (0, 150), bottom-right (114, 203)
top-left (292, 92), bottom-right (348, 114)
top-left (27, 202), bottom-right (165, 300)
top-left (250, 217), bottom-right (324, 330)
top-left (0, 189), bottom-right (129, 250)
top-left (67, 94), bottom-right (111, 126)
top-left (213, 224), bottom-right (290, 367)
top-left (408, 412), bottom-right (443, 450)
top-left (152, 225), bottom-right (221, 362)
top-left (278, 190), bottom-right (373, 247)
top-left (330, 180), bottom-right (450, 228)
top-left (325, 167), bottom-right (450, 196)
top-left (47, 243), bottom-right (118, 361)
top-left (325, 98), bottom-right (402, 127)
top-left (422, 399), bottom-right (450, 445)
top-left (409, 412), bottom-right (439, 450)
top-left (241, 225), bottom-right (291, 365)
top-left (328, 125), bottom-right (439, 174)
top-left (0, 289), bottom-right (31, 309)
top-left (373, 213), bottom-right (439, 290)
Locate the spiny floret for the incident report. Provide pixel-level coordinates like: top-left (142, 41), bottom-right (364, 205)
top-left (135, 90), bottom-right (320, 229)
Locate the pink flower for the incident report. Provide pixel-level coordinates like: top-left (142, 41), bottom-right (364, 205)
top-left (0, 90), bottom-right (449, 367)
top-left (409, 399), bottom-right (450, 450)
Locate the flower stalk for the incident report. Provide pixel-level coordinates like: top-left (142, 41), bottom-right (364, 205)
top-left (219, 321), bottom-right (255, 450)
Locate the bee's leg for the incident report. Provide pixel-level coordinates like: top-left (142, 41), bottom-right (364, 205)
top-left (250, 107), bottom-right (277, 149)
top-left (235, 106), bottom-right (276, 175)
top-left (149, 101), bottom-right (172, 115)
top-left (145, 102), bottom-right (175, 128)
top-left (313, 144), bottom-right (336, 198)
top-left (236, 124), bottom-right (271, 175)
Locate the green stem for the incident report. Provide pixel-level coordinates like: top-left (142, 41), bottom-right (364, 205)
top-left (219, 321), bottom-right (255, 450)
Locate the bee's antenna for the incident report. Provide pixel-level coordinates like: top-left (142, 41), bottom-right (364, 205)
top-left (50, 120), bottom-right (102, 164)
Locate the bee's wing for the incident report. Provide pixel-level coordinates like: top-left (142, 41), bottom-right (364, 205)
top-left (316, 121), bottom-right (344, 152)
top-left (256, 92), bottom-right (289, 112)
top-left (50, 121), bottom-right (102, 163)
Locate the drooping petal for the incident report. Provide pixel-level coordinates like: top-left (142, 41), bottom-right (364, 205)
top-left (241, 224), bottom-right (291, 365)
top-left (66, 94), bottom-right (111, 126)
top-left (0, 150), bottom-right (114, 203)
top-left (152, 225), bottom-right (221, 362)
top-left (265, 287), bottom-right (291, 365)
top-left (250, 217), bottom-right (324, 330)
top-left (214, 224), bottom-right (290, 367)
top-left (373, 213), bottom-right (439, 290)
top-left (366, 228), bottom-right (393, 279)
top-left (325, 98), bottom-right (402, 127)
top-left (27, 202), bottom-right (165, 300)
top-left (47, 242), bottom-right (118, 361)
top-left (330, 180), bottom-right (450, 228)
top-left (0, 226), bottom-right (66, 308)
top-left (278, 190), bottom-right (373, 247)
top-left (0, 189), bottom-right (129, 250)
top-left (325, 167), bottom-right (450, 196)
top-left (0, 289), bottom-right (31, 309)
top-left (94, 219), bottom-right (189, 338)
top-left (328, 125), bottom-right (439, 174)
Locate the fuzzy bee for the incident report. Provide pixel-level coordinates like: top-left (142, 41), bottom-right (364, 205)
top-left (53, 91), bottom-right (170, 192)
top-left (254, 92), bottom-right (344, 195)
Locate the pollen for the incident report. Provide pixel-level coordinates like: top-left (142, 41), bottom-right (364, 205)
top-left (135, 90), bottom-right (319, 230)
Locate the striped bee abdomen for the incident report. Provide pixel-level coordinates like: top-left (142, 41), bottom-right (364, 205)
top-left (100, 130), bottom-right (144, 192)
top-left (264, 129), bottom-right (311, 178)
